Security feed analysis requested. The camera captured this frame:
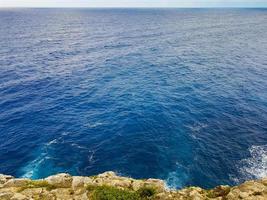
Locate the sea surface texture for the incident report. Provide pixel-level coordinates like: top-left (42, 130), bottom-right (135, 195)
top-left (0, 9), bottom-right (267, 189)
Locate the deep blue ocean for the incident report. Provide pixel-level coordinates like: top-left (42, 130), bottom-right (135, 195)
top-left (0, 8), bottom-right (267, 189)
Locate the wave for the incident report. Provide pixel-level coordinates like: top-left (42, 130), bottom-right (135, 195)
top-left (21, 155), bottom-right (46, 179)
top-left (236, 145), bottom-right (267, 183)
top-left (20, 139), bottom-right (61, 179)
top-left (85, 122), bottom-right (104, 128)
top-left (20, 137), bottom-right (96, 179)
top-left (165, 163), bottom-right (189, 189)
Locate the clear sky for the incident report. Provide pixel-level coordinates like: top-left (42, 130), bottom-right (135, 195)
top-left (1, 0), bottom-right (267, 8)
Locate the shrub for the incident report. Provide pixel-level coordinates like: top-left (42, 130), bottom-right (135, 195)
top-left (17, 180), bottom-right (56, 192)
top-left (137, 186), bottom-right (156, 198)
top-left (91, 185), bottom-right (140, 200)
top-left (87, 184), bottom-right (157, 200)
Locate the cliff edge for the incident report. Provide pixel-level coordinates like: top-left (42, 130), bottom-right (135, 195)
top-left (0, 171), bottom-right (266, 200)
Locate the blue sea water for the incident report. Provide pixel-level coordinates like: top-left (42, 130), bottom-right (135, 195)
top-left (0, 8), bottom-right (267, 189)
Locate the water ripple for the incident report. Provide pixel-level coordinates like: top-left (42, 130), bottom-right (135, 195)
top-left (0, 8), bottom-right (267, 189)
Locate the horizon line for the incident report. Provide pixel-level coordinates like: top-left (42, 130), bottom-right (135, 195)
top-left (1, 6), bottom-right (267, 9)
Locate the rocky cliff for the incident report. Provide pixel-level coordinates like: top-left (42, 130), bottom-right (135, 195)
top-left (0, 171), bottom-right (266, 200)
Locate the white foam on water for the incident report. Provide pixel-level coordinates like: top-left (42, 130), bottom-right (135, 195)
top-left (187, 122), bottom-right (208, 132)
top-left (238, 145), bottom-right (267, 181)
top-left (21, 153), bottom-right (47, 179)
top-left (85, 122), bottom-right (104, 128)
top-left (186, 122), bottom-right (208, 140)
top-left (20, 139), bottom-right (59, 179)
top-left (165, 162), bottom-right (189, 189)
top-left (165, 171), bottom-right (189, 189)
top-left (46, 138), bottom-right (58, 146)
top-left (20, 138), bottom-right (95, 179)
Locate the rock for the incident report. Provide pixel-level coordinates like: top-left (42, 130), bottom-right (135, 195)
top-left (131, 178), bottom-right (166, 192)
top-left (260, 178), bottom-right (267, 186)
top-left (70, 176), bottom-right (93, 189)
top-left (10, 193), bottom-right (29, 200)
top-left (0, 192), bottom-right (14, 200)
top-left (0, 174), bottom-right (14, 185)
top-left (3, 179), bottom-right (29, 188)
top-left (50, 188), bottom-right (74, 200)
top-left (73, 192), bottom-right (88, 200)
top-left (36, 192), bottom-right (56, 200)
top-left (239, 192), bottom-right (249, 199)
top-left (72, 176), bottom-right (86, 189)
top-left (145, 178), bottom-right (166, 192)
top-left (239, 180), bottom-right (265, 195)
top-left (155, 192), bottom-right (167, 198)
top-left (90, 172), bottom-right (133, 189)
top-left (208, 185), bottom-right (231, 198)
top-left (72, 188), bottom-right (86, 195)
top-left (21, 187), bottom-right (43, 197)
top-left (97, 171), bottom-right (116, 178)
top-left (111, 179), bottom-right (132, 189)
top-left (189, 190), bottom-right (203, 200)
top-left (0, 172), bottom-right (266, 200)
top-left (226, 191), bottom-right (238, 200)
top-left (45, 173), bottom-right (73, 188)
top-left (83, 177), bottom-right (93, 186)
top-left (131, 180), bottom-right (144, 191)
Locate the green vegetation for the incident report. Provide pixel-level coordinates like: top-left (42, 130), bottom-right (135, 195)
top-left (90, 175), bottom-right (98, 179)
top-left (87, 185), bottom-right (157, 200)
top-left (137, 186), bottom-right (156, 198)
top-left (17, 180), bottom-right (57, 192)
top-left (91, 185), bottom-right (139, 200)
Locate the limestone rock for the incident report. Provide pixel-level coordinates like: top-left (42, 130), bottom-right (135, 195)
top-left (50, 188), bottom-right (74, 200)
top-left (189, 190), bottom-right (203, 200)
top-left (3, 179), bottom-right (29, 188)
top-left (0, 174), bottom-right (14, 185)
top-left (97, 171), bottom-right (116, 178)
top-left (145, 178), bottom-right (166, 192)
top-left (10, 193), bottom-right (29, 200)
top-left (45, 173), bottom-right (73, 188)
top-left (0, 192), bottom-right (13, 200)
top-left (72, 176), bottom-right (88, 189)
top-left (131, 180), bottom-right (144, 191)
top-left (226, 180), bottom-right (266, 200)
top-left (0, 172), bottom-right (266, 200)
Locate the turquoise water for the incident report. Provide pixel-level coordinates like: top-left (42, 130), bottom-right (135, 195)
top-left (0, 8), bottom-right (267, 189)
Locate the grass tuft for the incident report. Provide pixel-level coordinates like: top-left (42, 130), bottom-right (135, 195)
top-left (137, 186), bottom-right (156, 198)
top-left (17, 180), bottom-right (57, 192)
top-left (91, 185), bottom-right (139, 200)
top-left (86, 185), bottom-right (157, 200)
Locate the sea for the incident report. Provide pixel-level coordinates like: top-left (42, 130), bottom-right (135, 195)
top-left (0, 8), bottom-right (267, 189)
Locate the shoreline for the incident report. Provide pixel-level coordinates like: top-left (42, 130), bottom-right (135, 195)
top-left (1, 171), bottom-right (266, 199)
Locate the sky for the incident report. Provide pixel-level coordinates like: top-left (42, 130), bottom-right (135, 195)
top-left (1, 0), bottom-right (267, 8)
